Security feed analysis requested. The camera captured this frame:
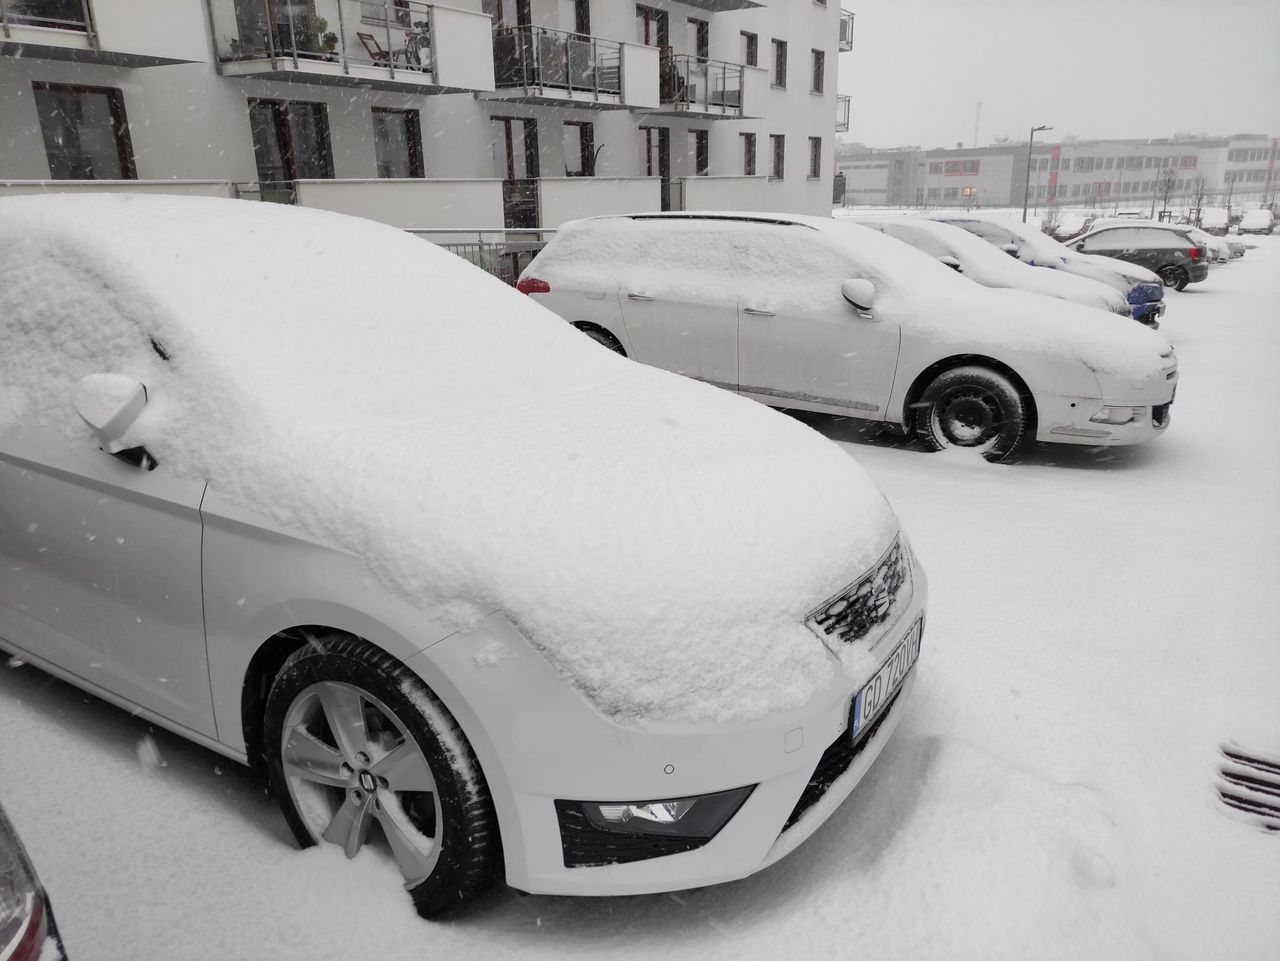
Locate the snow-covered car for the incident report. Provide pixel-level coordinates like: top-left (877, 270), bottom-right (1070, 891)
top-left (520, 213), bottom-right (1179, 462)
top-left (1091, 217), bottom-right (1232, 265)
top-left (1199, 207), bottom-right (1230, 235)
top-left (930, 213), bottom-right (1167, 326)
top-left (0, 799), bottom-right (66, 961)
top-left (0, 196), bottom-right (928, 917)
top-left (1067, 223), bottom-right (1210, 291)
top-left (1238, 209), bottom-right (1275, 235)
top-left (850, 215), bottom-right (1134, 317)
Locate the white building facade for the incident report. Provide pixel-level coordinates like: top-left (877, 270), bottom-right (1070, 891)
top-left (1, 0), bottom-right (852, 256)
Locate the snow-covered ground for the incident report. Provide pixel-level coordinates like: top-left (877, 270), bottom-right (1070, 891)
top-left (2, 237), bottom-right (1278, 961)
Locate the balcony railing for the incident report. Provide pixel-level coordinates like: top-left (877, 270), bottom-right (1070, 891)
top-left (660, 53), bottom-right (743, 115)
top-left (209, 0), bottom-right (436, 78)
top-left (493, 25), bottom-right (621, 98)
top-left (416, 228), bottom-right (556, 286)
top-left (0, 0), bottom-right (91, 36)
top-left (836, 93), bottom-right (850, 132)
top-left (838, 10), bottom-right (855, 51)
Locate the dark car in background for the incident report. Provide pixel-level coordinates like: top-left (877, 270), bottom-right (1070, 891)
top-left (1, 800), bottom-right (66, 961)
top-left (1068, 223), bottom-right (1210, 291)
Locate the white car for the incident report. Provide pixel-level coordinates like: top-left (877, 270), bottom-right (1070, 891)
top-left (1238, 209), bottom-right (1275, 235)
top-left (849, 215), bottom-right (1133, 317)
top-left (0, 195), bottom-right (927, 915)
top-left (520, 213), bottom-right (1178, 462)
top-left (929, 213), bottom-right (1167, 326)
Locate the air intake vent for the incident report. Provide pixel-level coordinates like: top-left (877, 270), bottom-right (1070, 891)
top-left (807, 539), bottom-right (910, 647)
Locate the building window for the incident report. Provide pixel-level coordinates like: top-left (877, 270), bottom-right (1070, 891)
top-left (808, 136), bottom-right (821, 178)
top-left (563, 121), bottom-right (595, 176)
top-left (689, 129), bottom-right (708, 176)
top-left (926, 186), bottom-right (940, 199)
top-left (635, 4), bottom-right (669, 46)
top-left (741, 131), bottom-right (756, 175)
top-left (688, 18), bottom-right (709, 62)
top-left (943, 186), bottom-right (958, 200)
top-left (771, 39), bottom-right (787, 87)
top-left (371, 108), bottom-right (423, 178)
top-left (740, 31), bottom-right (757, 66)
top-left (248, 98), bottom-right (333, 187)
top-left (770, 133), bottom-right (784, 179)
top-left (928, 161), bottom-right (942, 174)
top-left (810, 49), bottom-right (824, 93)
top-left (32, 82), bottom-right (136, 180)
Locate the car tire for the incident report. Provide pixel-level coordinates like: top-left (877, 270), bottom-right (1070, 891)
top-left (264, 634), bottom-right (499, 918)
top-left (1159, 266), bottom-right (1189, 291)
top-left (915, 366), bottom-right (1027, 463)
top-left (573, 323), bottom-right (627, 356)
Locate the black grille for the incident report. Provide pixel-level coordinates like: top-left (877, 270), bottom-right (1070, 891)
top-left (807, 540), bottom-right (909, 646)
top-left (1152, 402), bottom-right (1171, 427)
top-left (554, 801), bottom-right (713, 867)
top-left (780, 687), bottom-right (904, 833)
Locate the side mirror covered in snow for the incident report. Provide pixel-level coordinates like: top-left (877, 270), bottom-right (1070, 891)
top-left (1000, 243), bottom-right (1019, 257)
top-left (841, 279), bottom-right (877, 312)
top-left (938, 255), bottom-right (962, 272)
top-left (73, 374), bottom-right (147, 454)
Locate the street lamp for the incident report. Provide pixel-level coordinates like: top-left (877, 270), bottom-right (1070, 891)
top-left (1022, 124), bottom-right (1052, 223)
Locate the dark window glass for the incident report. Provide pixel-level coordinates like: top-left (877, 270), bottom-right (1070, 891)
top-left (564, 121), bottom-right (595, 176)
top-left (741, 132), bottom-right (756, 175)
top-left (691, 129), bottom-right (708, 176)
top-left (689, 18), bottom-right (708, 61)
top-left (808, 136), bottom-right (821, 178)
top-left (741, 31), bottom-right (757, 66)
top-left (372, 108), bottom-right (424, 178)
top-left (33, 83), bottom-right (135, 180)
top-left (771, 39), bottom-right (786, 87)
top-left (770, 133), bottom-right (784, 179)
top-left (811, 50), bottom-right (824, 93)
top-left (248, 98), bottom-right (333, 188)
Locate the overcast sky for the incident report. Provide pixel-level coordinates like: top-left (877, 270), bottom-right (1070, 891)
top-left (837, 0), bottom-right (1280, 148)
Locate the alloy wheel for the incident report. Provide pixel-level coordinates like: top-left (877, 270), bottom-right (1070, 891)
top-left (280, 681), bottom-right (443, 886)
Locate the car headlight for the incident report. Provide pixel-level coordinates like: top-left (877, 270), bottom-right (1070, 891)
top-left (1090, 405), bottom-right (1145, 426)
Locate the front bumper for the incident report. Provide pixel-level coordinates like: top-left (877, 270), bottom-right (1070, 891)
top-left (406, 558), bottom-right (928, 896)
top-left (1037, 364), bottom-right (1177, 446)
top-left (1131, 300), bottom-right (1165, 324)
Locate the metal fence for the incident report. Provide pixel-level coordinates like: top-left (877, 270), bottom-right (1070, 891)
top-left (660, 54), bottom-right (743, 114)
top-left (408, 229), bottom-right (555, 286)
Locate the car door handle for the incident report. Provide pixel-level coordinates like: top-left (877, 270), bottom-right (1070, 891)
top-left (627, 292), bottom-right (655, 301)
top-left (742, 307), bottom-right (775, 316)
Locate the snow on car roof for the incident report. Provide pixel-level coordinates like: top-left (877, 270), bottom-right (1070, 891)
top-left (534, 214), bottom-right (1169, 378)
top-left (0, 194), bottom-right (901, 725)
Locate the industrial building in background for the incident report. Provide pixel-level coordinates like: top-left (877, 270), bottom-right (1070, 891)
top-left (836, 135), bottom-right (1278, 216)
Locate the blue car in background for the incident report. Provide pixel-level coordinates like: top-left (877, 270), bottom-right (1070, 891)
top-left (930, 214), bottom-right (1167, 328)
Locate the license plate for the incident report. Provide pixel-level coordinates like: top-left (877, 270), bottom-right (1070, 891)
top-left (851, 617), bottom-right (923, 738)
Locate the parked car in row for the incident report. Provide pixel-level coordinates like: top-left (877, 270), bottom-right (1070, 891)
top-left (848, 215), bottom-right (1134, 318)
top-left (1200, 207), bottom-right (1230, 235)
top-left (1238, 209), bottom-right (1275, 235)
top-left (0, 799), bottom-right (66, 961)
top-left (1067, 222), bottom-right (1210, 291)
top-left (928, 214), bottom-right (1167, 326)
top-left (0, 195), bottom-right (928, 917)
top-left (521, 212), bottom-right (1178, 464)
top-left (1087, 218), bottom-right (1231, 264)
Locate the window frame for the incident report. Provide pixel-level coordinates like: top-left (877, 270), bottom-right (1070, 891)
top-left (808, 136), bottom-right (821, 179)
top-left (740, 131), bottom-right (756, 176)
top-left (371, 106), bottom-right (424, 179)
top-left (770, 133), bottom-right (785, 180)
top-left (771, 38), bottom-right (787, 88)
top-left (810, 49), bottom-right (824, 94)
top-left (740, 30), bottom-right (758, 66)
top-left (32, 81), bottom-right (137, 180)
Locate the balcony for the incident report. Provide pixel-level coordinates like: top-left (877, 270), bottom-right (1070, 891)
top-left (1, 0), bottom-right (208, 65)
top-left (206, 0), bottom-right (494, 93)
top-left (838, 10), bottom-right (855, 52)
top-left (488, 25), bottom-right (657, 109)
top-left (652, 54), bottom-right (765, 120)
top-left (835, 93), bottom-right (850, 132)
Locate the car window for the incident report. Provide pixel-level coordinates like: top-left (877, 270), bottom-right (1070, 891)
top-left (875, 223), bottom-right (952, 260)
top-left (947, 219), bottom-right (1017, 247)
top-left (1082, 228), bottom-right (1142, 249)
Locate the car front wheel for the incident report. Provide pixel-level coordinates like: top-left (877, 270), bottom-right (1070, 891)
top-left (264, 634), bottom-right (498, 918)
top-left (915, 365), bottom-right (1027, 463)
top-left (1159, 265), bottom-right (1189, 291)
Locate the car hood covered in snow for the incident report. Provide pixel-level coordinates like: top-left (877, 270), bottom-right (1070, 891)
top-left (0, 195), bottom-right (900, 725)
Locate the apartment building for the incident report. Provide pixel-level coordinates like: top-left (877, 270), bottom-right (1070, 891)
top-left (0, 0), bottom-right (853, 256)
top-left (836, 134), bottom-right (1278, 213)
